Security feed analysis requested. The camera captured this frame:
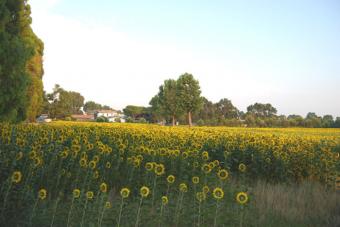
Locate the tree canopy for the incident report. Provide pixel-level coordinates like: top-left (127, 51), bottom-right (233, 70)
top-left (0, 0), bottom-right (44, 123)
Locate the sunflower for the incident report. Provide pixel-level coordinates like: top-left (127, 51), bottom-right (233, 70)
top-left (38, 189), bottom-right (47, 200)
top-left (179, 183), bottom-right (188, 193)
top-left (238, 163), bottom-right (246, 173)
top-left (154, 164), bottom-right (165, 176)
top-left (167, 175), bottom-right (175, 184)
top-left (145, 162), bottom-right (154, 171)
top-left (86, 191), bottom-right (94, 200)
top-left (212, 187), bottom-right (224, 200)
top-left (79, 158), bottom-right (87, 167)
top-left (196, 192), bottom-right (206, 202)
top-left (93, 170), bottom-right (99, 179)
top-left (105, 162), bottom-right (111, 169)
top-left (140, 186), bottom-right (150, 198)
top-left (202, 151), bottom-right (209, 161)
top-left (192, 176), bottom-right (200, 184)
top-left (161, 196), bottom-right (169, 205)
top-left (217, 169), bottom-right (229, 180)
top-left (182, 152), bottom-right (189, 159)
top-left (73, 189), bottom-right (80, 198)
top-left (213, 160), bottom-right (220, 166)
top-left (89, 160), bottom-right (96, 169)
top-left (105, 201), bottom-right (112, 209)
top-left (120, 188), bottom-right (130, 198)
top-left (11, 171), bottom-right (22, 184)
top-left (236, 192), bottom-right (248, 205)
top-left (202, 164), bottom-right (211, 174)
top-left (16, 152), bottom-right (23, 160)
top-left (100, 182), bottom-right (108, 193)
top-left (93, 155), bottom-right (100, 163)
top-left (202, 186), bottom-right (210, 194)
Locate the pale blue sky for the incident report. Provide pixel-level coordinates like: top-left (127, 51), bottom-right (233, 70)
top-left (30, 0), bottom-right (340, 116)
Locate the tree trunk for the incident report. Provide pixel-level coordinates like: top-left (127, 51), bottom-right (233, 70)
top-left (172, 115), bottom-right (176, 126)
top-left (188, 111), bottom-right (192, 127)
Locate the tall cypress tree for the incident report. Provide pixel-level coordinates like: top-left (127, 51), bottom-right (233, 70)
top-left (0, 0), bottom-right (44, 122)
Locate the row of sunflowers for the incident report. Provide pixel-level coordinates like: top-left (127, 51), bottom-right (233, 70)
top-left (0, 122), bottom-right (339, 226)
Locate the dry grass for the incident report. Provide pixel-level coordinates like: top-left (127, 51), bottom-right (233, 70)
top-left (252, 181), bottom-right (340, 227)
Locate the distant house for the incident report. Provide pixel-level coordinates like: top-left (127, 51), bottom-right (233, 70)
top-left (71, 114), bottom-right (95, 122)
top-left (36, 114), bottom-right (52, 123)
top-left (94, 110), bottom-right (126, 122)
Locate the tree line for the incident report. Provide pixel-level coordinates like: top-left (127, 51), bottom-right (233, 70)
top-left (123, 73), bottom-right (340, 128)
top-left (42, 84), bottom-right (115, 119)
top-left (0, 0), bottom-right (44, 123)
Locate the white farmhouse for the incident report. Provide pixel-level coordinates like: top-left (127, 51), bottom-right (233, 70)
top-left (94, 110), bottom-right (126, 122)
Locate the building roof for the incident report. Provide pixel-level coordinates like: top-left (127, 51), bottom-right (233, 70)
top-left (95, 110), bottom-right (117, 114)
top-left (71, 114), bottom-right (95, 120)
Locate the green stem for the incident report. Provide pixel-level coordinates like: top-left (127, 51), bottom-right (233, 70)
top-left (1, 181), bottom-right (12, 217)
top-left (151, 176), bottom-right (157, 208)
top-left (50, 196), bottom-right (60, 227)
top-left (117, 197), bottom-right (124, 227)
top-left (80, 199), bottom-right (88, 227)
top-left (66, 197), bottom-right (75, 227)
top-left (175, 192), bottom-right (184, 227)
top-left (29, 198), bottom-right (39, 226)
top-left (213, 200), bottom-right (219, 227)
top-left (158, 204), bottom-right (164, 227)
top-left (135, 197), bottom-right (143, 227)
top-left (197, 202), bottom-right (201, 227)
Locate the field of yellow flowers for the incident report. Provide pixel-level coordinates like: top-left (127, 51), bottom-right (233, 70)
top-left (0, 122), bottom-right (339, 226)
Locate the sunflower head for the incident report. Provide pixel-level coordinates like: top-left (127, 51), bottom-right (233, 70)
top-left (154, 164), bottom-right (165, 176)
top-left (120, 188), bottom-right (130, 198)
top-left (202, 164), bottom-right (211, 174)
top-left (89, 160), bottom-right (96, 169)
top-left (140, 186), bottom-right (150, 198)
top-left (238, 163), bottom-right (246, 173)
top-left (196, 192), bottom-right (206, 202)
top-left (236, 192), bottom-right (248, 205)
top-left (105, 201), bottom-right (112, 209)
top-left (217, 169), bottom-right (229, 180)
top-left (11, 171), bottom-right (22, 184)
top-left (161, 196), bottom-right (168, 205)
top-left (212, 187), bottom-right (224, 200)
top-left (73, 189), bottom-right (81, 198)
top-left (179, 183), bottom-right (188, 193)
top-left (145, 162), bottom-right (154, 171)
top-left (202, 185), bottom-right (210, 194)
top-left (100, 182), bottom-right (108, 193)
top-left (86, 191), bottom-right (94, 200)
top-left (192, 176), bottom-right (200, 184)
top-left (167, 175), bottom-right (175, 184)
top-left (38, 189), bottom-right (47, 200)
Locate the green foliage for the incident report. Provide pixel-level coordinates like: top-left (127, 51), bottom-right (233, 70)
top-left (0, 0), bottom-right (44, 123)
top-left (96, 116), bottom-right (109, 122)
top-left (46, 84), bottom-right (85, 119)
top-left (177, 73), bottom-right (203, 126)
top-left (0, 0), bottom-right (36, 123)
top-left (84, 101), bottom-right (112, 112)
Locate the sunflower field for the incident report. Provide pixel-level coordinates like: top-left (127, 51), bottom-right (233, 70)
top-left (0, 122), bottom-right (339, 226)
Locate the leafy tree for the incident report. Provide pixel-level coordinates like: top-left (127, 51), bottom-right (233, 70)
top-left (334, 117), bottom-right (340, 128)
top-left (47, 84), bottom-right (84, 118)
top-left (322, 115), bottom-right (334, 128)
top-left (21, 2), bottom-right (44, 122)
top-left (123, 105), bottom-right (145, 119)
top-left (193, 97), bottom-right (216, 125)
top-left (247, 103), bottom-right (277, 118)
top-left (0, 0), bottom-right (34, 122)
top-left (177, 73), bottom-right (203, 126)
top-left (84, 101), bottom-right (102, 112)
top-left (150, 79), bottom-right (183, 126)
top-left (215, 98), bottom-right (239, 119)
